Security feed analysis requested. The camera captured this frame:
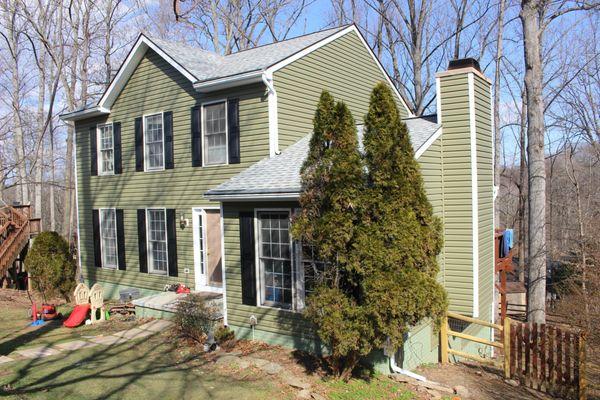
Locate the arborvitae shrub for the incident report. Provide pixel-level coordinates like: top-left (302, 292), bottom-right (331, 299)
top-left (26, 231), bottom-right (76, 301)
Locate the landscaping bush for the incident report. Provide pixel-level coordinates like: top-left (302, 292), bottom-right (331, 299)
top-left (26, 231), bottom-right (76, 301)
top-left (214, 326), bottom-right (235, 350)
top-left (173, 293), bottom-right (218, 343)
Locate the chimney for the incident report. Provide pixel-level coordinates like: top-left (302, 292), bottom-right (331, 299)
top-left (435, 58), bottom-right (493, 320)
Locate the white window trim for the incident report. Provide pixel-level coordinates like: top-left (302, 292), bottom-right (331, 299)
top-left (254, 208), bottom-right (296, 311)
top-left (145, 208), bottom-right (168, 275)
top-left (99, 208), bottom-right (118, 269)
top-left (192, 206), bottom-right (223, 293)
top-left (97, 123), bottom-right (115, 176)
top-left (201, 99), bottom-right (229, 167)
top-left (143, 112), bottom-right (165, 172)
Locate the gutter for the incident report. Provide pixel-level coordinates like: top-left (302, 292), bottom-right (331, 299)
top-left (59, 106), bottom-right (110, 122)
top-left (193, 70), bottom-right (263, 92)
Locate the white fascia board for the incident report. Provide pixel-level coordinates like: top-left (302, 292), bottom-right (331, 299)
top-left (468, 72), bottom-right (480, 318)
top-left (414, 127), bottom-right (442, 159)
top-left (97, 35), bottom-right (198, 110)
top-left (265, 25), bottom-right (414, 118)
top-left (193, 70), bottom-right (263, 92)
top-left (59, 106), bottom-right (110, 122)
top-left (204, 192), bottom-right (300, 202)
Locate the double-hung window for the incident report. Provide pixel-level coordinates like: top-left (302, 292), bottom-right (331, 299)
top-left (97, 124), bottom-right (114, 175)
top-left (144, 113), bottom-right (164, 170)
top-left (146, 209), bottom-right (168, 274)
top-left (203, 101), bottom-right (227, 165)
top-left (258, 211), bottom-right (292, 308)
top-left (100, 208), bottom-right (118, 269)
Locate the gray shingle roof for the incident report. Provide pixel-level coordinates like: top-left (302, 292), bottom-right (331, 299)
top-left (148, 26), bottom-right (346, 83)
top-left (206, 118), bottom-right (441, 198)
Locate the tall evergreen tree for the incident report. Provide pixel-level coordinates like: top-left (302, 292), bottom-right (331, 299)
top-left (358, 82), bottom-right (447, 350)
top-left (292, 93), bottom-right (367, 379)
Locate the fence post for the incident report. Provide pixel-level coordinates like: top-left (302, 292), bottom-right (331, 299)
top-left (579, 332), bottom-right (587, 400)
top-left (503, 317), bottom-right (511, 379)
top-left (441, 315), bottom-right (449, 363)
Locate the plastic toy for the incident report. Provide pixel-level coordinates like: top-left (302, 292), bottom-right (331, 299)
top-left (89, 283), bottom-right (106, 324)
top-left (63, 283), bottom-right (92, 328)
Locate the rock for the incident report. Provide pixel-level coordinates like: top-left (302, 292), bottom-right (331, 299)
top-left (504, 379), bottom-right (519, 387)
top-left (215, 355), bottom-right (240, 365)
top-left (425, 388), bottom-right (442, 399)
top-left (296, 389), bottom-right (311, 399)
top-left (236, 357), bottom-right (251, 369)
top-left (311, 393), bottom-right (326, 400)
top-left (453, 385), bottom-right (470, 397)
top-left (261, 361), bottom-right (283, 375)
top-left (282, 373), bottom-right (311, 389)
top-left (247, 357), bottom-right (269, 368)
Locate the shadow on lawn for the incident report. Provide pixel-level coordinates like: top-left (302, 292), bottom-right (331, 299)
top-left (0, 330), bottom-right (209, 400)
top-left (0, 319), bottom-right (64, 356)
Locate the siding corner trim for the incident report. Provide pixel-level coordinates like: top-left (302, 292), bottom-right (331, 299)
top-left (468, 72), bottom-right (480, 318)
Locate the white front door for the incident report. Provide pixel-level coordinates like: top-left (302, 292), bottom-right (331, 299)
top-left (192, 208), bottom-right (223, 292)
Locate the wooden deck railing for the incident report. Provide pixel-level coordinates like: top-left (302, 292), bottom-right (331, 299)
top-left (0, 205), bottom-right (35, 276)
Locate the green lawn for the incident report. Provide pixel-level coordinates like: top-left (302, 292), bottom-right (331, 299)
top-left (0, 291), bottom-right (418, 400)
top-left (0, 300), bottom-right (279, 400)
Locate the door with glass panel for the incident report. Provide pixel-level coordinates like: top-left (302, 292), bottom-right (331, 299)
top-left (192, 208), bottom-right (223, 292)
top-left (257, 211), bottom-right (292, 308)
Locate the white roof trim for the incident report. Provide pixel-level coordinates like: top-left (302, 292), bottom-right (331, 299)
top-left (97, 34), bottom-right (198, 110)
top-left (59, 106), bottom-right (110, 122)
top-left (193, 70), bottom-right (263, 92)
top-left (414, 126), bottom-right (442, 159)
top-left (205, 192), bottom-right (300, 201)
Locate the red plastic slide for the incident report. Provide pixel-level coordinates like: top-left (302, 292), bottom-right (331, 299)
top-left (63, 304), bottom-right (90, 328)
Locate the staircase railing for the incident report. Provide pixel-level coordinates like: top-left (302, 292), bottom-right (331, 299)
top-left (0, 205), bottom-right (33, 276)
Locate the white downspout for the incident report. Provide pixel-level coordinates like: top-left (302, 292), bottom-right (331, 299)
top-left (262, 71), bottom-right (279, 157)
top-left (389, 353), bottom-right (428, 382)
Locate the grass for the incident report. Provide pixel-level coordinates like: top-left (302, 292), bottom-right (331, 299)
top-left (0, 290), bottom-right (420, 400)
top-left (326, 376), bottom-right (416, 400)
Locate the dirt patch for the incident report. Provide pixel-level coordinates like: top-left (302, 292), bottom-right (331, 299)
top-left (418, 362), bottom-right (556, 400)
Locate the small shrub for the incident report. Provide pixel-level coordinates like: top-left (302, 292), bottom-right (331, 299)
top-left (173, 293), bottom-right (218, 343)
top-left (214, 325), bottom-right (235, 345)
top-left (26, 231), bottom-right (76, 301)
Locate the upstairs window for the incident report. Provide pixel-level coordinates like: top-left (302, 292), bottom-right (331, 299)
top-left (97, 124), bottom-right (114, 175)
top-left (144, 113), bottom-right (164, 170)
top-left (203, 102), bottom-right (227, 165)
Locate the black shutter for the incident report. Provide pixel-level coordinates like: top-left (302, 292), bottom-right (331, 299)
top-left (90, 127), bottom-right (98, 176)
top-left (116, 209), bottom-right (126, 271)
top-left (166, 209), bottom-right (178, 277)
top-left (135, 117), bottom-right (144, 172)
top-left (92, 210), bottom-right (102, 268)
top-left (137, 209), bottom-right (147, 273)
top-left (239, 211), bottom-right (256, 305)
top-left (113, 122), bottom-right (122, 174)
top-left (164, 111), bottom-right (174, 169)
top-left (228, 99), bottom-right (240, 164)
top-left (191, 106), bottom-right (202, 167)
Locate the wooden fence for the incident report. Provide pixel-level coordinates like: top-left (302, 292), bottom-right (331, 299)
top-left (441, 312), bottom-right (587, 399)
top-left (510, 323), bottom-right (586, 399)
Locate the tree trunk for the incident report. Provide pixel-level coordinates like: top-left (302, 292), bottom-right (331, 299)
top-left (521, 0), bottom-right (546, 323)
top-left (493, 0), bottom-right (506, 228)
top-left (518, 93), bottom-right (527, 281)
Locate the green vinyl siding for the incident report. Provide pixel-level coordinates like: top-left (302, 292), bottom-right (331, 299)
top-left (438, 73), bottom-right (474, 315)
top-left (75, 48), bottom-right (269, 295)
top-left (274, 30), bottom-right (410, 149)
top-left (474, 75), bottom-right (494, 322)
top-left (417, 136), bottom-right (445, 285)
